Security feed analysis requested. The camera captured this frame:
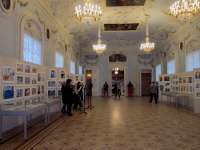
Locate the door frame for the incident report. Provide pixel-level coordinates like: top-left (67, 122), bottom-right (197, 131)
top-left (139, 69), bottom-right (153, 96)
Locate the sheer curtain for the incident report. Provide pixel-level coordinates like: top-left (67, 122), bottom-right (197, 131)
top-left (55, 51), bottom-right (64, 68)
top-left (186, 50), bottom-right (200, 72)
top-left (155, 64), bottom-right (161, 81)
top-left (167, 59), bottom-right (175, 74)
top-left (70, 61), bottom-right (75, 74)
top-left (79, 66), bottom-right (83, 75)
top-left (23, 33), bottom-right (42, 65)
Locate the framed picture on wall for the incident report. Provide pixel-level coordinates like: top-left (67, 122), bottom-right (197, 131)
top-left (3, 85), bottom-right (14, 100)
top-left (2, 66), bottom-right (15, 83)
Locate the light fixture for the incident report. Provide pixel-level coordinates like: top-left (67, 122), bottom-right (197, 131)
top-left (75, 0), bottom-right (102, 21)
top-left (169, 0), bottom-right (200, 21)
top-left (93, 23), bottom-right (107, 54)
top-left (140, 23), bottom-right (155, 53)
top-left (114, 67), bottom-right (119, 75)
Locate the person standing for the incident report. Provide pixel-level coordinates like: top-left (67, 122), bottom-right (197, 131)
top-left (113, 83), bottom-right (118, 99)
top-left (149, 82), bottom-right (158, 104)
top-left (65, 79), bottom-right (74, 116)
top-left (86, 81), bottom-right (93, 109)
top-left (103, 82), bottom-right (109, 97)
top-left (61, 82), bottom-right (67, 113)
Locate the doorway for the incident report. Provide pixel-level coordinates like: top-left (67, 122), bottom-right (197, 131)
top-left (141, 72), bottom-right (152, 96)
top-left (111, 68), bottom-right (125, 96)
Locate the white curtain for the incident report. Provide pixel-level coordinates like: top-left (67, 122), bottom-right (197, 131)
top-left (55, 51), bottom-right (64, 68)
top-left (155, 64), bottom-right (161, 81)
top-left (79, 66), bottom-right (83, 75)
top-left (167, 59), bottom-right (175, 74)
top-left (70, 61), bottom-right (75, 74)
top-left (186, 50), bottom-right (200, 72)
top-left (23, 33), bottom-right (42, 65)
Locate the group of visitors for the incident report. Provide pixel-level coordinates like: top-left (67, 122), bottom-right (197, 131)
top-left (113, 83), bottom-right (121, 99)
top-left (61, 79), bottom-right (93, 116)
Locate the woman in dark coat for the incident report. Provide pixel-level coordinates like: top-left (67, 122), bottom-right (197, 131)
top-left (61, 79), bottom-right (74, 116)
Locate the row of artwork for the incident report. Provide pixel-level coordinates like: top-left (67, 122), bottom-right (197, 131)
top-left (160, 69), bottom-right (200, 98)
top-left (3, 85), bottom-right (45, 100)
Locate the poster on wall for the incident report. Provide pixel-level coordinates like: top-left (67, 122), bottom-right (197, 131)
top-left (3, 85), bottom-right (14, 100)
top-left (2, 66), bottom-right (15, 83)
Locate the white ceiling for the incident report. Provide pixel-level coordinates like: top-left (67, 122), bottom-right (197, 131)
top-left (47, 0), bottom-right (185, 54)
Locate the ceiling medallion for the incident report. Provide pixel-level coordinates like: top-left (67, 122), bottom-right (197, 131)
top-left (93, 23), bottom-right (107, 54)
top-left (169, 0), bottom-right (200, 21)
top-left (75, 0), bottom-right (102, 21)
top-left (140, 23), bottom-right (155, 53)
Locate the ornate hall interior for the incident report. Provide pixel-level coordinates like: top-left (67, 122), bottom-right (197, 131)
top-left (0, 0), bottom-right (200, 149)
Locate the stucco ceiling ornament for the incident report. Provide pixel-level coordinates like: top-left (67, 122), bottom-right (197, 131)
top-left (17, 0), bottom-right (28, 7)
top-left (137, 53), bottom-right (153, 65)
top-left (84, 54), bottom-right (99, 65)
top-left (0, 0), bottom-right (15, 15)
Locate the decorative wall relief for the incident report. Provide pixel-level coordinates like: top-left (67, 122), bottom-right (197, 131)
top-left (85, 55), bottom-right (98, 65)
top-left (0, 0), bottom-right (15, 15)
top-left (137, 53), bottom-right (153, 65)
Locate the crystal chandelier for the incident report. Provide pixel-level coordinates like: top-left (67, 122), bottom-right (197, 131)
top-left (93, 23), bottom-right (107, 54)
top-left (140, 23), bottom-right (155, 53)
top-left (75, 0), bottom-right (102, 21)
top-left (169, 0), bottom-right (200, 21)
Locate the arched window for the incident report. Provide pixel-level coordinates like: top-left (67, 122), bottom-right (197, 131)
top-left (23, 19), bottom-right (43, 65)
top-left (185, 49), bottom-right (200, 72)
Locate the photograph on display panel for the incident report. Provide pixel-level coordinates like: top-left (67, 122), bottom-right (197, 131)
top-left (16, 63), bottom-right (23, 73)
top-left (25, 64), bottom-right (31, 73)
top-left (2, 66), bottom-right (15, 83)
top-left (3, 85), bottom-right (14, 100)
top-left (16, 76), bottom-right (24, 84)
top-left (49, 69), bottom-right (56, 79)
top-left (16, 88), bottom-right (23, 98)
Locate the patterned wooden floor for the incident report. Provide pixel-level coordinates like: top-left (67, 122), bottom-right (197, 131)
top-left (1, 97), bottom-right (200, 150)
